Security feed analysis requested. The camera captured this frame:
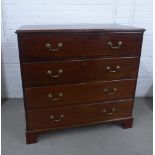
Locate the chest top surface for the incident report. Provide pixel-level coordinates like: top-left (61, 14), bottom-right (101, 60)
top-left (16, 24), bottom-right (145, 33)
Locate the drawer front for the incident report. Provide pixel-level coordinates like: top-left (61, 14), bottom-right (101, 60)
top-left (27, 99), bottom-right (133, 130)
top-left (19, 33), bottom-right (142, 61)
top-left (22, 58), bottom-right (139, 86)
top-left (25, 80), bottom-right (136, 108)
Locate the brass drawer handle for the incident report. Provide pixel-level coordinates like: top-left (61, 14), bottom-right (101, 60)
top-left (48, 93), bottom-right (63, 101)
top-left (45, 43), bottom-right (63, 52)
top-left (104, 88), bottom-right (117, 95)
top-left (47, 70), bottom-right (63, 78)
top-left (108, 41), bottom-right (122, 49)
top-left (102, 107), bottom-right (116, 115)
top-left (106, 65), bottom-right (120, 73)
top-left (50, 114), bottom-right (64, 122)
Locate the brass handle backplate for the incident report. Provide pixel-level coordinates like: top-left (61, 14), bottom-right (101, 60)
top-left (47, 70), bottom-right (63, 78)
top-left (45, 43), bottom-right (63, 52)
top-left (106, 65), bottom-right (120, 73)
top-left (104, 88), bottom-right (117, 95)
top-left (108, 41), bottom-right (122, 49)
top-left (50, 114), bottom-right (64, 121)
top-left (48, 93), bottom-right (63, 101)
top-left (102, 107), bottom-right (116, 115)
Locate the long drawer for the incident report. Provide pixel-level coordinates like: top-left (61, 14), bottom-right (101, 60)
top-left (18, 33), bottom-right (142, 62)
top-left (25, 80), bottom-right (136, 108)
top-left (27, 99), bottom-right (133, 130)
top-left (22, 58), bottom-right (139, 86)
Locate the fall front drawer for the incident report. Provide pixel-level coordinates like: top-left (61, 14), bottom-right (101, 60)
top-left (22, 57), bottom-right (139, 86)
top-left (18, 33), bottom-right (143, 61)
top-left (25, 80), bottom-right (135, 109)
top-left (27, 99), bottom-right (133, 130)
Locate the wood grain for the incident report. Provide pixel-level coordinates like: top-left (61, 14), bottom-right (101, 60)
top-left (22, 57), bottom-right (139, 86)
top-left (16, 24), bottom-right (145, 33)
top-left (27, 99), bottom-right (133, 130)
top-left (25, 80), bottom-right (136, 109)
top-left (16, 24), bottom-right (144, 144)
top-left (18, 33), bottom-right (143, 62)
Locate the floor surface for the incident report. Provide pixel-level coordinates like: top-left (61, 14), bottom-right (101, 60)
top-left (2, 98), bottom-right (153, 155)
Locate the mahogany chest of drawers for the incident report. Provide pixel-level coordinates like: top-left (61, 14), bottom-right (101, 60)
top-left (16, 24), bottom-right (145, 144)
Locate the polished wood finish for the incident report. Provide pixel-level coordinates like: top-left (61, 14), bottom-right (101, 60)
top-left (27, 100), bottom-right (133, 130)
top-left (26, 116), bottom-right (133, 144)
top-left (25, 80), bottom-right (135, 109)
top-left (23, 58), bottom-right (139, 86)
top-left (122, 117), bottom-right (133, 129)
top-left (16, 24), bottom-right (145, 33)
top-left (18, 33), bottom-right (143, 62)
top-left (26, 132), bottom-right (38, 144)
top-left (16, 24), bottom-right (145, 144)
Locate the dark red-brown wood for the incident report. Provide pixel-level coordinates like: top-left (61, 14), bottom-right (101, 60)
top-left (15, 24), bottom-right (144, 144)
top-left (22, 57), bottom-right (139, 86)
top-left (26, 132), bottom-right (38, 144)
top-left (25, 80), bottom-right (136, 109)
top-left (26, 116), bottom-right (133, 144)
top-left (27, 99), bottom-right (133, 130)
top-left (15, 24), bottom-right (145, 33)
top-left (18, 33), bottom-right (143, 62)
top-left (122, 117), bottom-right (133, 129)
